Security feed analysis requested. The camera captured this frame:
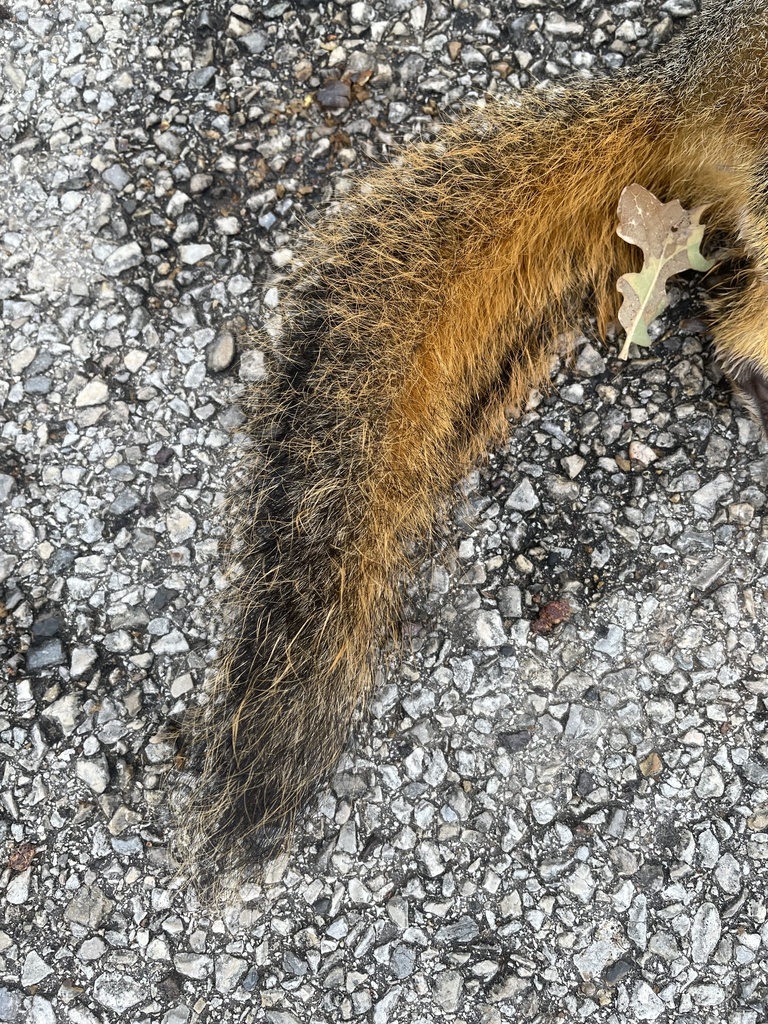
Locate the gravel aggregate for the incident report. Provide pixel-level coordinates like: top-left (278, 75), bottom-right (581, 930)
top-left (2, 1), bottom-right (768, 1022)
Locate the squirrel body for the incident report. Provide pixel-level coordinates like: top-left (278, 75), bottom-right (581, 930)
top-left (178, 1), bottom-right (768, 880)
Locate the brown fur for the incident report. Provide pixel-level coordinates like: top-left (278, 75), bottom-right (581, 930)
top-left (175, 1), bottom-right (768, 887)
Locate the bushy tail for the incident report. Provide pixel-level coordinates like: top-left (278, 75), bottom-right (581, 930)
top-left (174, 68), bottom-right (737, 883)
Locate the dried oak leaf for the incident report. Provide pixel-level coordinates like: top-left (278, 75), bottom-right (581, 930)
top-left (616, 183), bottom-right (715, 360)
top-left (8, 841), bottom-right (36, 872)
top-left (530, 599), bottom-right (572, 635)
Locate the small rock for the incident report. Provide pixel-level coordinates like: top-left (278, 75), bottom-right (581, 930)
top-left (639, 752), bottom-right (663, 777)
top-left (76, 757), bottom-right (110, 794)
top-left (108, 806), bottom-right (142, 836)
top-left (26, 639), bottom-right (65, 671)
top-left (434, 970), bottom-right (463, 1012)
top-left (102, 242), bottom-right (143, 276)
top-left (154, 131), bottom-right (184, 158)
top-left (42, 692), bottom-right (80, 735)
top-left (108, 489), bottom-right (141, 515)
top-left (28, 997), bottom-right (55, 1024)
top-left (0, 474), bottom-right (16, 503)
top-left (190, 173), bottom-right (213, 193)
top-left (696, 764), bottom-right (725, 799)
top-left (594, 624), bottom-right (624, 657)
top-left (574, 342), bottom-right (606, 376)
top-left (188, 66), bottom-right (216, 90)
top-left (71, 647), bottom-right (98, 678)
top-left (93, 973), bottom-right (148, 1013)
top-left (75, 378), bottom-right (109, 408)
top-left (215, 955), bottom-right (248, 994)
top-left (435, 916), bottom-right (480, 945)
top-left (179, 243), bottom-right (214, 264)
top-left (6, 868), bottom-right (32, 905)
top-left (714, 853), bottom-right (741, 894)
top-left (691, 473), bottom-right (733, 515)
top-left (372, 986), bottom-right (402, 1024)
top-left (0, 989), bottom-right (22, 1021)
top-left (239, 349), bottom-right (266, 381)
top-left (506, 478), bottom-right (539, 511)
top-left (317, 79), bottom-right (351, 109)
top-left (124, 350), bottom-right (147, 372)
top-left (629, 440), bottom-right (658, 465)
top-left (474, 609), bottom-right (506, 647)
top-left (6, 514), bottom-right (35, 550)
top-left (631, 981), bottom-right (665, 1020)
top-left (102, 165), bottom-right (131, 190)
top-left (166, 509), bottom-right (196, 544)
top-left (390, 944), bottom-right (416, 979)
top-left (561, 454), bottom-right (585, 478)
top-left (215, 216), bottom-right (240, 236)
top-left (77, 937), bottom-right (107, 961)
top-left (691, 902), bottom-right (721, 964)
top-left (21, 951), bottom-right (52, 986)
top-left (151, 630), bottom-right (190, 655)
top-left (64, 885), bottom-right (113, 929)
top-left (174, 954), bottom-right (213, 980)
top-left (531, 798), bottom-right (557, 824)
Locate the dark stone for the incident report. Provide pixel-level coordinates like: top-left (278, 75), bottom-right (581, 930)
top-left (498, 730), bottom-right (531, 753)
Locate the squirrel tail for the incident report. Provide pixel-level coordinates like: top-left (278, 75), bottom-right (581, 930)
top-left (174, 71), bottom-right (743, 882)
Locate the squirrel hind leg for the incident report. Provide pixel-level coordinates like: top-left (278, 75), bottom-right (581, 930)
top-left (728, 361), bottom-right (768, 436)
top-left (707, 272), bottom-right (768, 436)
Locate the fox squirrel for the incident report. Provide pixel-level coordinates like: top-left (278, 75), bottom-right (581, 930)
top-left (176, 0), bottom-right (768, 882)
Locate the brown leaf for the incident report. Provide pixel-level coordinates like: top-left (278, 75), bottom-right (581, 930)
top-left (616, 184), bottom-right (714, 359)
top-left (8, 842), bottom-right (36, 872)
top-left (530, 599), bottom-right (572, 635)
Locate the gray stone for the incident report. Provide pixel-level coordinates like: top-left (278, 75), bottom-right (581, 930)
top-left (26, 640), bottom-right (65, 671)
top-left (76, 757), bottom-right (110, 794)
top-left (691, 473), bottom-right (733, 515)
top-left (6, 514), bottom-right (35, 550)
top-left (474, 609), bottom-right (506, 648)
top-left (154, 131), bottom-right (184, 158)
top-left (64, 885), bottom-right (113, 929)
top-left (390, 944), bottom-right (416, 979)
top-left (41, 692), bottom-right (80, 735)
top-left (372, 986), bottom-right (402, 1024)
top-left (631, 982), bottom-right (665, 1020)
top-left (101, 243), bottom-right (142, 276)
top-left (434, 970), bottom-right (463, 1012)
top-left (93, 973), bottom-right (148, 1013)
top-left (21, 951), bottom-right (52, 986)
top-left (166, 509), bottom-right (196, 544)
top-left (28, 998), bottom-right (55, 1024)
top-left (188, 66), bottom-right (216, 90)
top-left (75, 378), bottom-right (108, 407)
top-left (174, 954), bottom-right (212, 979)
top-left (6, 869), bottom-right (31, 906)
top-left (77, 937), bottom-right (107, 961)
top-left (506, 478), bottom-right (539, 511)
top-left (0, 988), bottom-right (21, 1022)
top-left (239, 349), bottom-right (266, 381)
top-left (207, 330), bottom-right (236, 372)
top-left (435, 916), bottom-right (479, 945)
top-left (691, 902), bottom-right (721, 964)
top-left (0, 475), bottom-right (15, 503)
top-left (179, 243), bottom-right (213, 265)
top-left (102, 164), bottom-right (131, 190)
top-left (215, 955), bottom-right (247, 994)
top-left (108, 489), bottom-right (141, 515)
top-left (714, 852), bottom-right (742, 894)
top-left (151, 630), bottom-right (190, 655)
